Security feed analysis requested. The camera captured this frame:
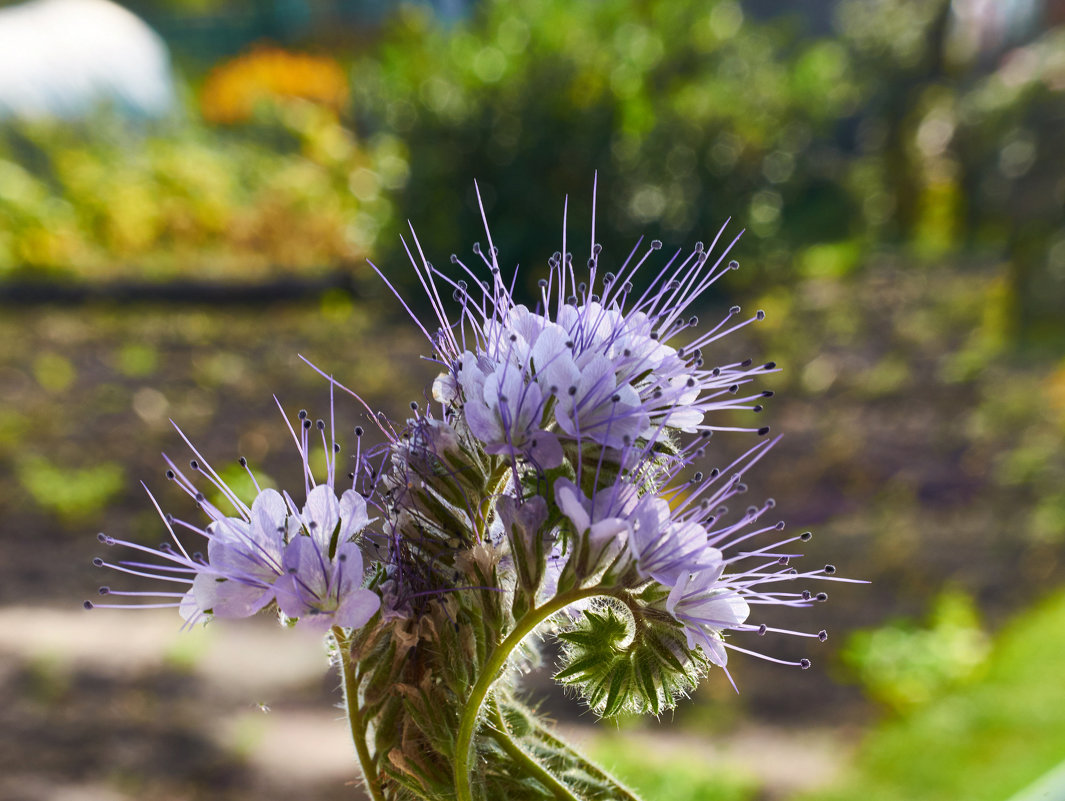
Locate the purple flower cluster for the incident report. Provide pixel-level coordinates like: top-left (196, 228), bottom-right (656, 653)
top-left (90, 181), bottom-right (851, 687)
top-left (375, 183), bottom-right (851, 673)
top-left (88, 402), bottom-right (381, 633)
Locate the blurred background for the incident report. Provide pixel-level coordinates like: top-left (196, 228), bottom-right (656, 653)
top-left (1, 0), bottom-right (1064, 799)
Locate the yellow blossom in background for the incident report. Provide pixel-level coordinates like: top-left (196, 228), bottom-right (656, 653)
top-left (201, 45), bottom-right (349, 124)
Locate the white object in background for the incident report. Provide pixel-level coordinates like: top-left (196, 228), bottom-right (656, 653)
top-left (0, 0), bottom-right (175, 120)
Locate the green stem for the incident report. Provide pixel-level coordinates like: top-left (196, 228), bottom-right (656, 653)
top-left (487, 700), bottom-right (581, 801)
top-left (453, 585), bottom-right (606, 801)
top-left (332, 626), bottom-right (386, 801)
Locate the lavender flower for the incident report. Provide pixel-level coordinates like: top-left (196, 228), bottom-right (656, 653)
top-left (88, 403), bottom-right (381, 632)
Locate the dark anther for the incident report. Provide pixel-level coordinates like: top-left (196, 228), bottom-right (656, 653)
top-left (566, 295), bottom-right (578, 305)
top-left (568, 386), bottom-right (578, 396)
top-left (309, 521), bottom-right (318, 529)
top-left (298, 409), bottom-right (308, 420)
top-left (695, 241), bottom-right (704, 253)
top-left (334, 443), bottom-right (341, 453)
top-left (611, 394), bottom-right (621, 403)
top-left (354, 426), bottom-right (364, 437)
top-left (473, 242), bottom-right (482, 254)
top-left (775, 520), bottom-right (786, 530)
top-left (761, 390), bottom-right (775, 398)
top-left (667, 280), bottom-right (680, 291)
top-left (778, 556), bottom-right (790, 565)
top-left (700, 430), bottom-right (712, 439)
top-left (239, 457), bottom-right (248, 467)
top-left (593, 243), bottom-right (602, 255)
top-left (688, 316), bottom-right (698, 326)
top-left (729, 260), bottom-right (739, 270)
top-left (758, 624), bottom-right (768, 635)
top-left (491, 246), bottom-right (499, 256)
top-left (338, 553), bottom-right (348, 562)
top-left (756, 310), bottom-right (766, 320)
top-left (818, 630), bottom-right (829, 642)
top-left (317, 419), bottom-right (326, 430)
top-left (97, 532), bottom-right (108, 542)
top-left (92, 558), bottom-right (104, 567)
top-left (195, 492), bottom-right (205, 502)
top-left (711, 367), bottom-right (721, 377)
top-left (766, 498), bottom-right (776, 508)
top-left (753, 405), bottom-right (763, 413)
top-left (824, 564), bottom-right (836, 574)
top-left (758, 426), bottom-right (771, 436)
top-left (693, 471), bottom-right (703, 482)
top-left (623, 349), bottom-right (631, 357)
top-left (763, 361), bottom-right (777, 370)
top-left (410, 401), bottom-right (419, 411)
top-left (687, 378), bottom-right (696, 388)
top-left (740, 358), bottom-right (753, 368)
top-left (709, 468), bottom-right (720, 478)
top-left (729, 305), bottom-right (741, 315)
top-left (564, 340), bottom-right (574, 349)
top-left (83, 601), bottom-right (94, 610)
top-left (450, 254), bottom-right (459, 263)
top-left (303, 419), bottom-right (312, 429)
top-left (650, 240), bottom-right (662, 250)
top-left (590, 293), bottom-right (600, 302)
top-left (816, 592), bottom-right (828, 602)
top-left (622, 281), bottom-right (633, 293)
top-left (552, 251), bottom-right (561, 261)
top-left (729, 384), bottom-right (739, 393)
top-left (802, 590), bottom-right (812, 600)
top-left (98, 586), bottom-right (110, 595)
top-left (538, 278), bottom-right (548, 288)
top-left (801, 531), bottom-right (813, 541)
top-left (800, 658), bottom-right (811, 670)
top-left (189, 459), bottom-right (199, 470)
top-left (348, 472), bottom-right (355, 480)
top-left (587, 257), bottom-right (596, 268)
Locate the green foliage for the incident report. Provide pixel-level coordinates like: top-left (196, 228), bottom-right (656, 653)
top-left (807, 590), bottom-right (1065, 801)
top-left (0, 106), bottom-right (400, 281)
top-left (589, 733), bottom-right (758, 801)
top-left (16, 455), bottom-right (125, 522)
top-left (842, 589), bottom-right (991, 711)
top-left (356, 0), bottom-right (861, 291)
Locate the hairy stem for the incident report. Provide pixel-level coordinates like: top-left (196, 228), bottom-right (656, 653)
top-left (332, 626), bottom-right (386, 801)
top-left (487, 700), bottom-right (581, 801)
top-left (454, 585), bottom-right (607, 801)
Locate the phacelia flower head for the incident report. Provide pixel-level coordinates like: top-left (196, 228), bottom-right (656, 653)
top-left (87, 398), bottom-right (382, 633)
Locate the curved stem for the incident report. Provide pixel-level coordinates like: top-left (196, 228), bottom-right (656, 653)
top-left (332, 626), bottom-right (386, 801)
top-left (454, 585), bottom-right (606, 801)
top-left (488, 700), bottom-right (581, 801)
